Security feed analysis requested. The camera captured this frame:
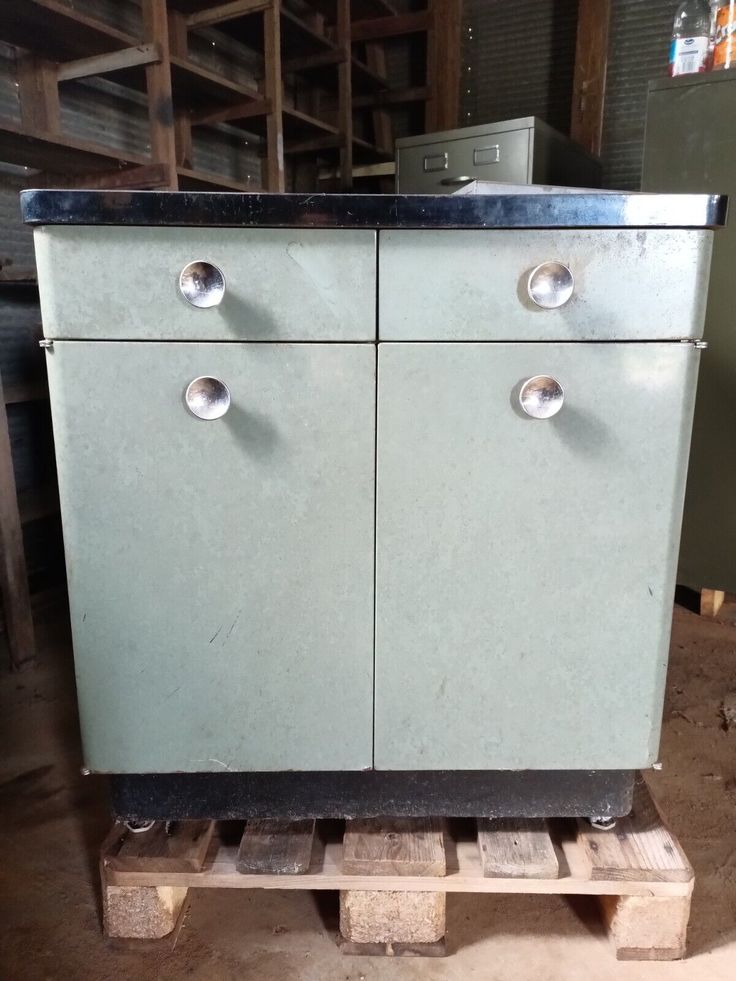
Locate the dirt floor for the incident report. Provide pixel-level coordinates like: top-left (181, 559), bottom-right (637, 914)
top-left (1, 600), bottom-right (735, 981)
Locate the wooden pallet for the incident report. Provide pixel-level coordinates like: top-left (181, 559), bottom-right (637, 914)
top-left (100, 777), bottom-right (694, 961)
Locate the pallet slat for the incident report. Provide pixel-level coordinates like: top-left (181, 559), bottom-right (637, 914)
top-left (236, 818), bottom-right (315, 874)
top-left (577, 779), bottom-right (692, 883)
top-left (104, 820), bottom-right (214, 873)
top-left (342, 817), bottom-right (446, 876)
top-left (477, 818), bottom-right (560, 879)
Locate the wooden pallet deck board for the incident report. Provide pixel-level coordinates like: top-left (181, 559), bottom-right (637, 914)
top-left (237, 818), bottom-right (315, 874)
top-left (477, 817), bottom-right (560, 879)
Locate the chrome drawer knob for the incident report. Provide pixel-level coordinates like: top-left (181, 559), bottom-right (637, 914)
top-left (185, 376), bottom-right (231, 420)
top-left (179, 261), bottom-right (225, 308)
top-left (519, 376), bottom-right (564, 419)
top-left (527, 261), bottom-right (574, 309)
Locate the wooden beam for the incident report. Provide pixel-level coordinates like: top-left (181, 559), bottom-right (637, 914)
top-left (187, 0), bottom-right (269, 30)
top-left (167, 10), bottom-right (189, 58)
top-left (282, 50), bottom-right (343, 74)
top-left (264, 0), bottom-right (285, 191)
top-left (57, 43), bottom-right (161, 82)
top-left (570, 0), bottom-right (611, 156)
top-left (191, 98), bottom-right (270, 127)
top-left (426, 0), bottom-right (462, 132)
top-left (700, 588), bottom-right (725, 617)
top-left (0, 372), bottom-right (36, 670)
top-left (141, 0), bottom-right (178, 188)
top-left (365, 42), bottom-right (392, 154)
top-left (353, 85), bottom-right (428, 109)
top-left (337, 0), bottom-right (352, 190)
top-left (17, 55), bottom-right (60, 134)
top-left (284, 134), bottom-right (341, 155)
top-left (53, 163), bottom-right (171, 189)
top-left (351, 11), bottom-right (429, 43)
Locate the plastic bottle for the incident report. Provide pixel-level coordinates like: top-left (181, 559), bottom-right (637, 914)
top-left (669, 0), bottom-right (712, 75)
top-left (713, 0), bottom-right (736, 70)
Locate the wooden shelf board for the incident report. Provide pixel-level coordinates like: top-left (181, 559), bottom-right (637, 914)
top-left (0, 0), bottom-right (137, 61)
top-left (0, 118), bottom-right (150, 174)
top-left (216, 7), bottom-right (336, 60)
top-left (308, 0), bottom-right (398, 21)
top-left (176, 166), bottom-right (260, 192)
top-left (170, 56), bottom-right (262, 107)
top-left (3, 380), bottom-right (47, 405)
top-left (233, 105), bottom-right (338, 141)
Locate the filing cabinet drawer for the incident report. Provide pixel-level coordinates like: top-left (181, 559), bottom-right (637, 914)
top-left (396, 126), bottom-right (531, 194)
top-left (378, 228), bottom-right (712, 340)
top-left (34, 226), bottom-right (377, 341)
top-left (374, 341), bottom-right (699, 769)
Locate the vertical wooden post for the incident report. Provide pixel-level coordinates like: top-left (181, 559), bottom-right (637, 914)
top-left (365, 43), bottom-right (392, 154)
top-left (141, 0), bottom-right (178, 188)
top-left (425, 0), bottom-right (463, 133)
top-left (571, 0), bottom-right (612, 156)
top-left (264, 0), bottom-right (285, 191)
top-left (17, 55), bottom-right (60, 134)
top-left (167, 9), bottom-right (193, 169)
top-left (0, 374), bottom-right (35, 670)
top-left (336, 0), bottom-right (353, 190)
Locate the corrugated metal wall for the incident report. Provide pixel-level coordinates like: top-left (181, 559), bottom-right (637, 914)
top-left (602, 0), bottom-right (675, 189)
top-left (461, 0), bottom-right (579, 135)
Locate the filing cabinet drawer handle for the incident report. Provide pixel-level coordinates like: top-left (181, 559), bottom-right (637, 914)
top-left (185, 376), bottom-right (231, 420)
top-left (179, 261), bottom-right (226, 308)
top-left (519, 376), bottom-right (564, 419)
top-left (527, 261), bottom-right (574, 309)
top-left (440, 175), bottom-right (474, 186)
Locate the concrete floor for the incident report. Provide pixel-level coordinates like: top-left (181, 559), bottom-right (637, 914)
top-left (1, 602), bottom-right (735, 981)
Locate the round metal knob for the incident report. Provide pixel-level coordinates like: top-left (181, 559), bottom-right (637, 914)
top-left (527, 261), bottom-right (574, 309)
top-left (185, 376), bottom-right (231, 420)
top-left (519, 376), bottom-right (564, 419)
top-left (179, 261), bottom-right (225, 308)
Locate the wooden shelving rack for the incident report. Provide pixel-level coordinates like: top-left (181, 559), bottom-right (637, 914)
top-left (0, 0), bottom-right (463, 193)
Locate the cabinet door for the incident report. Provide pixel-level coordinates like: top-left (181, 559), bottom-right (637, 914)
top-left (375, 342), bottom-right (698, 770)
top-left (47, 342), bottom-right (375, 773)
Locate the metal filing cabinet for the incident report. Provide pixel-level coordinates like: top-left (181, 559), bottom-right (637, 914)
top-left (395, 118), bottom-right (601, 193)
top-left (22, 189), bottom-right (724, 822)
top-left (643, 73), bottom-right (736, 594)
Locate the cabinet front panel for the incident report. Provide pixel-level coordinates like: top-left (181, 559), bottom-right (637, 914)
top-left (47, 342), bottom-right (376, 772)
top-left (379, 229), bottom-right (712, 340)
top-left (375, 342), bottom-right (698, 770)
top-left (34, 226), bottom-right (376, 341)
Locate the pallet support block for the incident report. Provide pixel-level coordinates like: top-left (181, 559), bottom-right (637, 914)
top-left (103, 883), bottom-right (189, 939)
top-left (599, 893), bottom-right (691, 961)
top-left (339, 817), bottom-right (447, 956)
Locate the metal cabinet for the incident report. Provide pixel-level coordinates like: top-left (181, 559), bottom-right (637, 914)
top-left (643, 73), bottom-right (736, 594)
top-left (24, 190), bottom-right (723, 819)
top-left (395, 118), bottom-right (601, 194)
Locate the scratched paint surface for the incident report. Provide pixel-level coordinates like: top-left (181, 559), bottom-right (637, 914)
top-left (46, 341), bottom-right (376, 772)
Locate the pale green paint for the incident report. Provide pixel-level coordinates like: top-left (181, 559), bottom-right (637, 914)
top-left (378, 229), bottom-right (712, 341)
top-left (374, 342), bottom-right (699, 770)
top-left (46, 341), bottom-right (376, 772)
top-left (34, 226), bottom-right (377, 341)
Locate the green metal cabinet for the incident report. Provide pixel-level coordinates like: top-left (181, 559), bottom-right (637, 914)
top-left (24, 190), bottom-right (722, 818)
top-left (643, 73), bottom-right (736, 593)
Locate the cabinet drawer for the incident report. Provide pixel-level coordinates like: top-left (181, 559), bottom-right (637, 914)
top-left (34, 226), bottom-right (377, 341)
top-left (397, 127), bottom-right (530, 193)
top-left (379, 228), bottom-right (712, 340)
